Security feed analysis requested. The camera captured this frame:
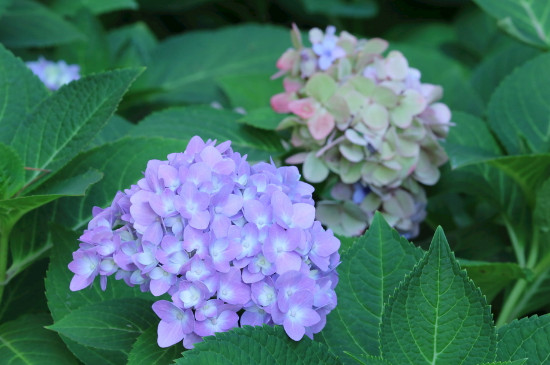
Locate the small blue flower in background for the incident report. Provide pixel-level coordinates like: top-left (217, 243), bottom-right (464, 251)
top-left (26, 57), bottom-right (80, 90)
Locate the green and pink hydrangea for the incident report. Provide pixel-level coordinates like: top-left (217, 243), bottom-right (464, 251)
top-left (271, 25), bottom-right (452, 238)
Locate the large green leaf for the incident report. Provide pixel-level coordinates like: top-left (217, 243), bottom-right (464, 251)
top-left (127, 326), bottom-right (183, 365)
top-left (237, 107), bottom-right (283, 131)
top-left (444, 112), bottom-right (502, 170)
top-left (9, 68), bottom-right (142, 189)
top-left (48, 298), bottom-right (156, 351)
top-left (471, 43), bottom-right (541, 104)
top-left (130, 24), bottom-right (289, 105)
top-left (0, 0), bottom-right (83, 47)
top-left (49, 137), bottom-right (188, 231)
top-left (216, 72), bottom-right (282, 110)
top-left (488, 52), bottom-right (550, 154)
top-left (0, 44), bottom-right (48, 144)
top-left (497, 315), bottom-right (550, 364)
top-left (380, 228), bottom-right (497, 364)
top-left (45, 226), bottom-right (153, 364)
top-left (174, 325), bottom-right (340, 365)
top-left (460, 260), bottom-right (528, 302)
top-left (129, 106), bottom-right (284, 162)
top-left (0, 143), bottom-right (24, 199)
top-left (0, 313), bottom-right (77, 364)
top-left (446, 114), bottom-right (550, 205)
top-left (319, 213), bottom-right (424, 361)
top-left (474, 0), bottom-right (550, 49)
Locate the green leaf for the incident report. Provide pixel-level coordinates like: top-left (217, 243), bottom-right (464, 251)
top-left (174, 325), bottom-right (340, 365)
top-left (10, 68), bottom-right (142, 189)
top-left (497, 315), bottom-right (550, 365)
top-left (380, 227), bottom-right (497, 364)
top-left (129, 106), bottom-right (284, 162)
top-left (460, 260), bottom-right (528, 302)
top-left (319, 213), bottom-right (424, 360)
top-left (0, 0), bottom-right (83, 48)
top-left (45, 226), bottom-right (152, 365)
top-left (0, 44), bottom-right (48, 145)
top-left (131, 24), bottom-right (289, 105)
top-left (477, 361), bottom-right (527, 365)
top-left (343, 353), bottom-right (389, 365)
top-left (49, 137), bottom-right (188, 231)
top-left (471, 43), bottom-right (542, 104)
top-left (301, 0), bottom-right (377, 18)
top-left (0, 313), bottom-right (78, 364)
top-left (48, 0), bottom-right (138, 15)
top-left (48, 298), bottom-right (156, 352)
top-left (217, 72), bottom-right (282, 110)
top-left (89, 114), bottom-right (134, 148)
top-left (473, 0), bottom-right (550, 49)
top-left (108, 22), bottom-right (157, 69)
top-left (237, 107), bottom-right (282, 131)
top-left (488, 52), bottom-right (550, 154)
top-left (444, 112), bottom-right (502, 170)
top-left (0, 143), bottom-right (24, 199)
top-left (0, 169), bottom-right (102, 230)
top-left (487, 154), bottom-right (550, 206)
top-left (127, 325), bottom-right (183, 365)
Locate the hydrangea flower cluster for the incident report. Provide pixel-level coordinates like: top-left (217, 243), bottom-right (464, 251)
top-left (270, 25), bottom-right (451, 237)
top-left (68, 136), bottom-right (340, 349)
top-left (26, 56), bottom-right (80, 90)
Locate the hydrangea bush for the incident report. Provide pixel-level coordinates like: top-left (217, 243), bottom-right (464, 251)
top-left (68, 136), bottom-right (340, 348)
top-left (2, 1), bottom-right (550, 364)
top-left (26, 57), bottom-right (80, 90)
top-left (271, 25), bottom-right (452, 237)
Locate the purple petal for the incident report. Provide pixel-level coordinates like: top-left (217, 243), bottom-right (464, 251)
top-left (189, 210), bottom-right (211, 230)
top-left (290, 203), bottom-right (315, 229)
top-left (157, 320), bottom-right (185, 347)
top-left (275, 251), bottom-right (302, 274)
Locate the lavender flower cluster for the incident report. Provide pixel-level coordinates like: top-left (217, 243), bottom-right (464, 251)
top-left (271, 25), bottom-right (452, 238)
top-left (68, 136), bottom-right (340, 348)
top-left (26, 56), bottom-right (80, 90)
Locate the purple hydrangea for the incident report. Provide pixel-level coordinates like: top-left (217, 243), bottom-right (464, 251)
top-left (68, 136), bottom-right (340, 348)
top-left (26, 56), bottom-right (80, 90)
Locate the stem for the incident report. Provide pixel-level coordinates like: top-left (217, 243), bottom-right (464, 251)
top-left (504, 218), bottom-right (525, 267)
top-left (497, 227), bottom-right (542, 326)
top-left (496, 279), bottom-right (527, 327)
top-left (0, 225), bottom-right (11, 304)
